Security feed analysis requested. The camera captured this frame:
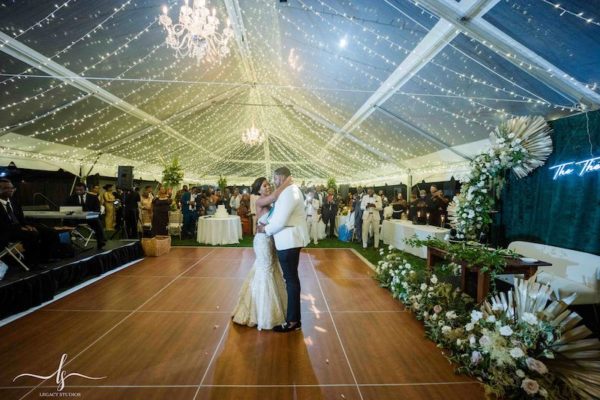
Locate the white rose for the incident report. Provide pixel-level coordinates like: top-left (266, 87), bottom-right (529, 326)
top-left (465, 322), bottom-right (474, 332)
top-left (430, 275), bottom-right (438, 284)
top-left (516, 369), bottom-right (525, 378)
top-left (499, 325), bottom-right (513, 336)
top-left (445, 311), bottom-right (457, 320)
top-left (420, 283), bottom-right (428, 291)
top-left (510, 347), bottom-right (525, 358)
top-left (486, 315), bottom-right (496, 323)
top-left (471, 310), bottom-right (483, 323)
top-left (441, 326), bottom-right (451, 334)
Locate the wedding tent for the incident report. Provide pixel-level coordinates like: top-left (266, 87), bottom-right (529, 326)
top-left (1, 0), bottom-right (598, 184)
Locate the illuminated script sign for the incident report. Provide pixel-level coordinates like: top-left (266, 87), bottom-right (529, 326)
top-left (549, 156), bottom-right (600, 180)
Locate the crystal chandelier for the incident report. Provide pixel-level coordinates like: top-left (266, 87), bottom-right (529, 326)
top-left (159, 0), bottom-right (234, 65)
top-left (241, 125), bottom-right (265, 146)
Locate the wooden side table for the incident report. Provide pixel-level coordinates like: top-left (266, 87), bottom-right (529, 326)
top-left (426, 246), bottom-right (552, 303)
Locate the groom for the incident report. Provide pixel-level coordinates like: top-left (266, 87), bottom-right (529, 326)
top-left (257, 166), bottom-right (309, 333)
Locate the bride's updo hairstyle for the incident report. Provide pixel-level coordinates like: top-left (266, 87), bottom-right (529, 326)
top-left (251, 177), bottom-right (267, 195)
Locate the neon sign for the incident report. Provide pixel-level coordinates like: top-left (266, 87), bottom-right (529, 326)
top-left (549, 156), bottom-right (600, 180)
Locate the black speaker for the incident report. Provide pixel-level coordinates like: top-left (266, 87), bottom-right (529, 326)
top-left (117, 166), bottom-right (134, 189)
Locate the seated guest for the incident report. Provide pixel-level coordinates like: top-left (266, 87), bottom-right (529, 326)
top-left (0, 178), bottom-right (58, 266)
top-left (65, 182), bottom-right (106, 249)
top-left (152, 187), bottom-right (171, 236)
top-left (391, 193), bottom-right (408, 219)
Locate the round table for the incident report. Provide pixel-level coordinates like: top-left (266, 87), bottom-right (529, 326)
top-left (197, 216), bottom-right (242, 245)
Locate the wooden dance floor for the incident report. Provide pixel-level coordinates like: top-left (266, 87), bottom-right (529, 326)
top-left (0, 247), bottom-right (484, 400)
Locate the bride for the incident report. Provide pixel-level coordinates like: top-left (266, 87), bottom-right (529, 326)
top-left (232, 176), bottom-right (292, 330)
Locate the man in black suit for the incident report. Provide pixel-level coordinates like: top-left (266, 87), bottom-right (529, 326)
top-left (0, 178), bottom-right (56, 266)
top-left (65, 182), bottom-right (106, 249)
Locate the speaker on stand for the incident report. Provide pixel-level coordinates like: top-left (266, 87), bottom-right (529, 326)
top-left (117, 166), bottom-right (134, 189)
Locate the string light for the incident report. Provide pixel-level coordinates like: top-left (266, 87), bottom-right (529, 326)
top-left (0, 0), bottom-right (596, 184)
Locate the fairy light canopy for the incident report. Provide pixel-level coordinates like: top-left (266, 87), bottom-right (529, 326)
top-left (0, 0), bottom-right (598, 184)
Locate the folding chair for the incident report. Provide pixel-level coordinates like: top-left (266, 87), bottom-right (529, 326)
top-left (0, 242), bottom-right (29, 271)
top-left (71, 224), bottom-right (94, 247)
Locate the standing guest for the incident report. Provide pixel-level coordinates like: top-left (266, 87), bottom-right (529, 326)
top-left (140, 186), bottom-right (154, 227)
top-left (317, 185), bottom-right (327, 205)
top-left (237, 193), bottom-right (252, 236)
top-left (180, 185), bottom-right (194, 238)
top-left (322, 188), bottom-right (338, 239)
top-left (361, 187), bottom-right (382, 249)
top-left (391, 193), bottom-right (408, 220)
top-left (102, 184), bottom-right (116, 231)
top-left (206, 188), bottom-right (217, 215)
top-left (230, 188), bottom-right (242, 215)
top-left (152, 187), bottom-right (171, 236)
top-left (353, 186), bottom-right (365, 243)
top-left (431, 188), bottom-right (449, 226)
top-left (304, 188), bottom-right (321, 245)
top-left (222, 188), bottom-right (232, 214)
top-left (65, 182), bottom-right (106, 249)
top-left (113, 187), bottom-right (124, 231)
top-left (249, 190), bottom-right (258, 235)
top-left (123, 187), bottom-right (141, 239)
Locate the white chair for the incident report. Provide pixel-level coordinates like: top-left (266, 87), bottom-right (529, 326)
top-left (168, 211), bottom-right (183, 239)
top-left (0, 242), bottom-right (29, 271)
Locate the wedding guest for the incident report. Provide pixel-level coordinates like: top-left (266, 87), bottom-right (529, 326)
top-left (391, 193), bottom-right (408, 220)
top-left (360, 187), bottom-right (382, 249)
top-left (230, 188), bottom-right (242, 215)
top-left (353, 187), bottom-right (365, 243)
top-left (206, 188), bottom-right (217, 215)
top-left (152, 187), bottom-right (171, 236)
top-left (102, 184), bottom-right (116, 231)
top-left (65, 182), bottom-right (106, 249)
top-left (249, 190), bottom-right (258, 235)
top-left (322, 188), bottom-right (338, 239)
top-left (123, 187), bottom-right (141, 238)
top-left (180, 185), bottom-right (194, 238)
top-left (304, 188), bottom-right (321, 245)
top-left (113, 187), bottom-right (124, 231)
top-left (140, 185), bottom-right (154, 227)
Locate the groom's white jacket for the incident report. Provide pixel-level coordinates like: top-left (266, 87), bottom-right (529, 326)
top-left (265, 184), bottom-right (310, 250)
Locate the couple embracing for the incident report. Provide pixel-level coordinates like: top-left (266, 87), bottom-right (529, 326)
top-left (232, 167), bottom-right (309, 332)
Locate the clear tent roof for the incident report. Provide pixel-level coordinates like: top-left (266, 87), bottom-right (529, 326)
top-left (1, 0), bottom-right (599, 183)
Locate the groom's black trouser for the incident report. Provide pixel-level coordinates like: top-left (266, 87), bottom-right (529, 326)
top-left (277, 247), bottom-right (302, 323)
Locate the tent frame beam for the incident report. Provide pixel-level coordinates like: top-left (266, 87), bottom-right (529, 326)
top-left (416, 0), bottom-right (600, 108)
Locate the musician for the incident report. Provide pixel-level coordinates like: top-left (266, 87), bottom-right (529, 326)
top-left (0, 178), bottom-right (58, 266)
top-left (65, 182), bottom-right (106, 249)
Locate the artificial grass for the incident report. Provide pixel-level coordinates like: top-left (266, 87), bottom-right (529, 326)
top-left (170, 235), bottom-right (424, 268)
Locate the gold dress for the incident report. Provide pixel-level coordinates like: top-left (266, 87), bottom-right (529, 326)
top-left (103, 191), bottom-right (116, 230)
top-left (140, 194), bottom-right (154, 226)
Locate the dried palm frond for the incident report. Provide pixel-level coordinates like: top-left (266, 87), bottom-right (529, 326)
top-left (484, 277), bottom-right (600, 399)
top-left (490, 116), bottom-right (554, 178)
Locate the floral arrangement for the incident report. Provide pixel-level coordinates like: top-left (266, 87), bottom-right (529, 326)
top-left (217, 175), bottom-right (227, 192)
top-left (326, 176), bottom-right (337, 191)
top-left (450, 116), bottom-right (553, 239)
top-left (375, 246), bottom-right (600, 399)
top-left (161, 156), bottom-right (184, 189)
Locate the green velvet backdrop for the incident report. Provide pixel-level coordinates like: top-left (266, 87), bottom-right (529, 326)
top-left (501, 110), bottom-right (600, 255)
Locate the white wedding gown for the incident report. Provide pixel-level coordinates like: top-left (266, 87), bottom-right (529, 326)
top-left (232, 231), bottom-right (287, 330)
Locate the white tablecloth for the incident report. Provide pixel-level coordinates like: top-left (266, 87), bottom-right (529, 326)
top-left (381, 220), bottom-right (450, 258)
top-left (197, 216), bottom-right (242, 245)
